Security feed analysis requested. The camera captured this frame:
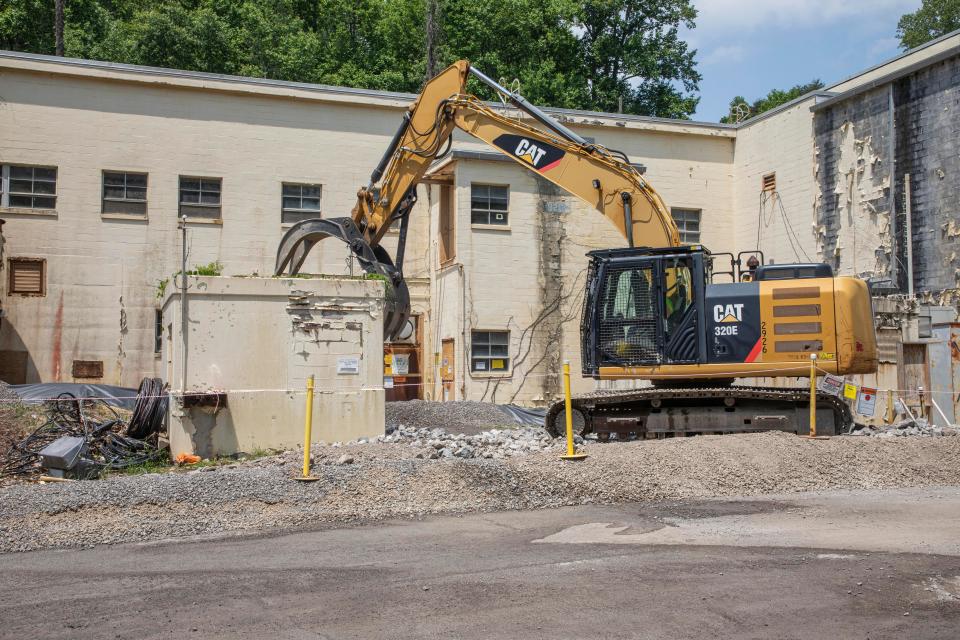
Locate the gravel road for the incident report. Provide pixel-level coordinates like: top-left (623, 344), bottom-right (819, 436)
top-left (3, 430), bottom-right (960, 553)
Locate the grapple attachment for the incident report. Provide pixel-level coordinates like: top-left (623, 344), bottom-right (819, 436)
top-left (274, 217), bottom-right (411, 340)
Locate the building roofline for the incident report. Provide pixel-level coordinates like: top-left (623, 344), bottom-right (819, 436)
top-left (0, 49), bottom-right (735, 136)
top-left (734, 90), bottom-right (836, 128)
top-left (812, 44), bottom-right (960, 111)
top-left (825, 27), bottom-right (960, 92)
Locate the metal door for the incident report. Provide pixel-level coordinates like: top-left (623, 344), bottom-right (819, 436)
top-left (441, 338), bottom-right (455, 401)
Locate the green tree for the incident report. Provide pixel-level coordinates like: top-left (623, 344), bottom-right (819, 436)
top-left (720, 79), bottom-right (824, 124)
top-left (572, 0), bottom-right (700, 118)
top-left (897, 0), bottom-right (960, 49)
top-left (0, 0), bottom-right (702, 118)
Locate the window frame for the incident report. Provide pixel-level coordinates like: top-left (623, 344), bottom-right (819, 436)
top-left (8, 257), bottom-right (46, 296)
top-left (178, 175), bottom-right (222, 220)
top-left (470, 330), bottom-right (511, 374)
top-left (470, 183), bottom-right (510, 227)
top-left (1, 164), bottom-right (58, 210)
top-left (280, 182), bottom-right (322, 225)
top-left (670, 207), bottom-right (702, 244)
top-left (102, 170), bottom-right (148, 217)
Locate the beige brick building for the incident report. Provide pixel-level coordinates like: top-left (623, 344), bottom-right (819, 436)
top-left (2, 33), bottom-right (959, 407)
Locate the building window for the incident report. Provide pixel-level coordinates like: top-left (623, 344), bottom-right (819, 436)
top-left (154, 309), bottom-right (163, 354)
top-left (8, 258), bottom-right (46, 296)
top-left (438, 184), bottom-right (455, 264)
top-left (281, 182), bottom-right (321, 224)
top-left (1, 165), bottom-right (57, 209)
top-left (102, 171), bottom-right (147, 216)
top-left (471, 330), bottom-right (510, 372)
top-left (762, 172), bottom-right (776, 192)
top-left (671, 208), bottom-right (701, 244)
top-left (179, 176), bottom-right (222, 219)
top-left (470, 184), bottom-right (509, 225)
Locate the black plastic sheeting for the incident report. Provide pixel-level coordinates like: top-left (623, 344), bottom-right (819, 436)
top-left (500, 404), bottom-right (546, 427)
top-left (11, 383), bottom-right (139, 410)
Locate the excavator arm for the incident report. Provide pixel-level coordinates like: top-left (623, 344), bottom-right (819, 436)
top-left (275, 60), bottom-right (679, 338)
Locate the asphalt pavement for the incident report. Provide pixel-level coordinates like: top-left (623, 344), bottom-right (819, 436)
top-left (2, 486), bottom-right (959, 639)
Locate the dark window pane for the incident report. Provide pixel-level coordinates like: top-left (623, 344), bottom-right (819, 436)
top-left (491, 332), bottom-right (509, 344)
top-left (126, 173), bottom-right (147, 187)
top-left (282, 196), bottom-right (301, 210)
top-left (9, 179), bottom-right (34, 193)
top-left (490, 345), bottom-right (509, 356)
top-left (9, 195), bottom-right (32, 207)
top-left (201, 179), bottom-right (221, 192)
top-left (103, 172), bottom-right (126, 186)
top-left (32, 181), bottom-right (55, 195)
top-left (200, 192), bottom-right (220, 205)
top-left (103, 199), bottom-right (146, 215)
top-left (180, 190), bottom-right (200, 204)
top-left (471, 210), bottom-right (490, 225)
top-left (472, 184), bottom-right (488, 198)
top-left (126, 187), bottom-right (147, 200)
top-left (104, 186), bottom-right (126, 199)
top-left (10, 166), bottom-right (32, 179)
top-left (300, 197), bottom-right (320, 210)
top-left (491, 212), bottom-right (508, 224)
top-left (180, 178), bottom-right (200, 191)
top-left (489, 199), bottom-right (508, 211)
top-left (32, 196), bottom-right (56, 209)
top-left (282, 184), bottom-right (300, 197)
top-left (33, 167), bottom-right (56, 180)
top-left (301, 185), bottom-right (321, 198)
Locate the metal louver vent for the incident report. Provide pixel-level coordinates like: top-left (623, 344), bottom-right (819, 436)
top-left (9, 259), bottom-right (44, 295)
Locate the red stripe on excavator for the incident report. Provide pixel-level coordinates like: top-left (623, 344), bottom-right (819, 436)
top-left (539, 158), bottom-right (562, 172)
top-left (745, 338), bottom-right (763, 363)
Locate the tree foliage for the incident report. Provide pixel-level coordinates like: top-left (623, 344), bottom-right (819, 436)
top-left (897, 0), bottom-right (960, 49)
top-left (720, 79), bottom-right (824, 124)
top-left (0, 0), bottom-right (701, 118)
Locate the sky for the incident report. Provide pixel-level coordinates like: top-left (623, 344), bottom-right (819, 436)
top-left (688, 0), bottom-right (924, 121)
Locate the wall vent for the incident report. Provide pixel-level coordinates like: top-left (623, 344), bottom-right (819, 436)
top-left (761, 172), bottom-right (777, 192)
top-left (72, 360), bottom-right (104, 379)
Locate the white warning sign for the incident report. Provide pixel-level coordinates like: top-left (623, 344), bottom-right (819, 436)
top-left (856, 387), bottom-right (877, 417)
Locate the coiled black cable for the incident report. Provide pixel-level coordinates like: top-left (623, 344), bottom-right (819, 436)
top-left (127, 377), bottom-right (168, 439)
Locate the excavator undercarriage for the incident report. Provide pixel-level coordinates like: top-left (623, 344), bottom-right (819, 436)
top-left (545, 386), bottom-right (854, 440)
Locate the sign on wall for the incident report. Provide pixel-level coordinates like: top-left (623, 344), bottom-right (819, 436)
top-left (337, 356), bottom-right (360, 375)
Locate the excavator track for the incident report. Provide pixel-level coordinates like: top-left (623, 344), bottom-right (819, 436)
top-left (545, 386), bottom-right (853, 440)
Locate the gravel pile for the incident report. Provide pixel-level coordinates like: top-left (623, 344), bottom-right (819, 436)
top-left (0, 382), bottom-right (20, 403)
top-left (852, 418), bottom-right (959, 438)
top-left (385, 400), bottom-right (519, 435)
top-left (374, 425), bottom-right (565, 459)
top-left (3, 431), bottom-right (960, 553)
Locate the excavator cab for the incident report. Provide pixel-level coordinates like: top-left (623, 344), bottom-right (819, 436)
top-left (582, 246), bottom-right (708, 374)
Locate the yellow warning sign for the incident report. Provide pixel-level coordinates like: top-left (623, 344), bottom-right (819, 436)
top-left (492, 359), bottom-right (505, 370)
top-left (843, 383), bottom-right (858, 400)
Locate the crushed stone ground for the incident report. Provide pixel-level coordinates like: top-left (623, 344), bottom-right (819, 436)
top-left (3, 430), bottom-right (960, 553)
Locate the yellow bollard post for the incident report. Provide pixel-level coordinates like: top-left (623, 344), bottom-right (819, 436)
top-left (296, 375), bottom-right (319, 481)
top-left (560, 360), bottom-right (587, 461)
top-left (806, 353), bottom-right (829, 440)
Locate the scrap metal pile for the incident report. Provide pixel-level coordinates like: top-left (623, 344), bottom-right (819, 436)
top-left (0, 378), bottom-right (168, 479)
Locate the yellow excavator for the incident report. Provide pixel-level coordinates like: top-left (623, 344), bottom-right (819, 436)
top-left (276, 60), bottom-right (878, 438)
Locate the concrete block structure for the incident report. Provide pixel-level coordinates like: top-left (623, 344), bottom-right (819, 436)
top-left (161, 276), bottom-right (385, 457)
top-left (2, 30), bottom-right (960, 416)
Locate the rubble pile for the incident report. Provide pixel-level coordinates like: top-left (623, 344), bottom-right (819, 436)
top-left (852, 418), bottom-right (959, 438)
top-left (372, 425), bottom-right (570, 459)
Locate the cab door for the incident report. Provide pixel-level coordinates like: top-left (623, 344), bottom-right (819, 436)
top-left (660, 255), bottom-right (702, 364)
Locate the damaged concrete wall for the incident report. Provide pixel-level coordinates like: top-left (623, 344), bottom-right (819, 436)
top-left (813, 87), bottom-right (893, 280)
top-left (162, 276), bottom-right (385, 457)
top-left (892, 54), bottom-right (960, 300)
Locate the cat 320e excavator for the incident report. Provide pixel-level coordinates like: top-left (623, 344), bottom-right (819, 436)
top-left (275, 60), bottom-right (878, 439)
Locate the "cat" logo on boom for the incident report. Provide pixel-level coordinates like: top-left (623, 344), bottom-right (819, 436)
top-left (491, 134), bottom-right (565, 173)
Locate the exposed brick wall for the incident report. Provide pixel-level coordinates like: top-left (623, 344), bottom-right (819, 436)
top-left (893, 54), bottom-right (960, 296)
top-left (813, 86), bottom-right (893, 279)
top-left (815, 53), bottom-right (960, 298)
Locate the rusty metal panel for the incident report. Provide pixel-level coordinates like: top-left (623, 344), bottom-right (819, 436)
top-left (71, 360), bottom-right (103, 379)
